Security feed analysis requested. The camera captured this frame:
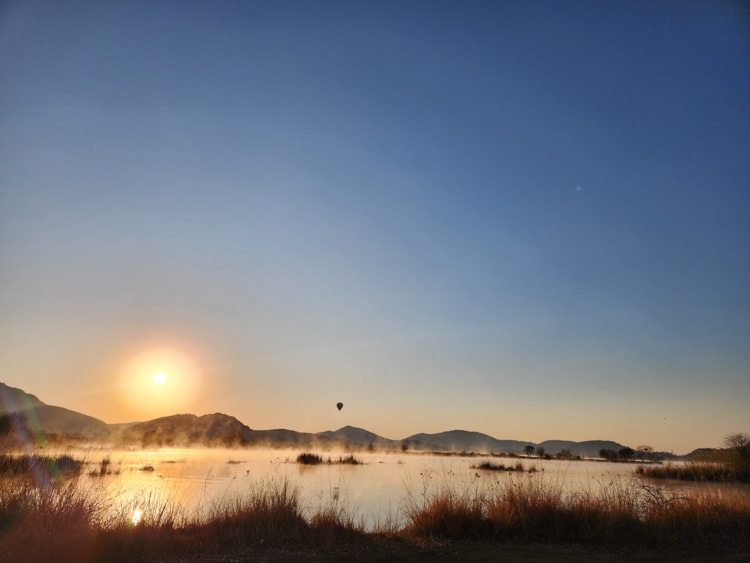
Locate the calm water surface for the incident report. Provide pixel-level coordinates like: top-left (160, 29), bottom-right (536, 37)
top-left (72, 448), bottom-right (748, 529)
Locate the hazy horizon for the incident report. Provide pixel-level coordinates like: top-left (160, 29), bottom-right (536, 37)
top-left (0, 378), bottom-right (693, 455)
top-left (1, 2), bottom-right (748, 455)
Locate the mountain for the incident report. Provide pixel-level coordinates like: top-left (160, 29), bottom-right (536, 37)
top-left (0, 382), bottom-right (111, 440)
top-left (1, 381), bottom-right (662, 455)
top-left (537, 440), bottom-right (627, 458)
top-left (252, 428), bottom-right (335, 449)
top-left (404, 430), bottom-right (534, 454)
top-left (118, 414), bottom-right (339, 449)
top-left (119, 413), bottom-right (255, 447)
top-left (317, 425), bottom-right (402, 449)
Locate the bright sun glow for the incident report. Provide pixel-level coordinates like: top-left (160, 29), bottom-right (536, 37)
top-left (118, 347), bottom-right (202, 418)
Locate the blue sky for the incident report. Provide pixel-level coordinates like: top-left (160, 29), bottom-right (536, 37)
top-left (1, 1), bottom-right (748, 453)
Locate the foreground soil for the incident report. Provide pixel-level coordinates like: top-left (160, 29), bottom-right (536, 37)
top-left (170, 539), bottom-right (750, 562)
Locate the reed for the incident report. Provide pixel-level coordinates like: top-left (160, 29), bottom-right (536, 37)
top-left (296, 452), bottom-right (362, 465)
top-left (0, 461), bottom-right (748, 561)
top-left (402, 472), bottom-right (750, 551)
top-left (337, 454), bottom-right (361, 465)
top-left (0, 453), bottom-right (84, 480)
top-left (636, 461), bottom-right (741, 482)
top-left (295, 452), bottom-right (323, 465)
top-left (0, 477), bottom-right (101, 562)
top-left (472, 460), bottom-right (534, 472)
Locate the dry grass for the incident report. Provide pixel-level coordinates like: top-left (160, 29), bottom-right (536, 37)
top-left (402, 471), bottom-right (750, 552)
top-left (0, 458), bottom-right (748, 561)
top-left (471, 460), bottom-right (529, 472)
top-left (0, 453), bottom-right (84, 480)
top-left (296, 452), bottom-right (362, 466)
top-left (0, 477), bottom-right (101, 562)
top-left (636, 461), bottom-right (742, 482)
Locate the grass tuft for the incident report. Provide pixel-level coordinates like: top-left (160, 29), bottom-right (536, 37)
top-left (296, 452), bottom-right (323, 465)
top-left (0, 456), bottom-right (748, 560)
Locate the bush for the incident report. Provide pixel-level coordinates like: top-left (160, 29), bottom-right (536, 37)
top-left (296, 453), bottom-right (323, 465)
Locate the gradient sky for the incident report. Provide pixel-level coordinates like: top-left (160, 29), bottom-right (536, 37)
top-left (1, 1), bottom-right (748, 454)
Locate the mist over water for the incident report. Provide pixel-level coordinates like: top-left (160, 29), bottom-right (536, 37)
top-left (75, 448), bottom-right (749, 530)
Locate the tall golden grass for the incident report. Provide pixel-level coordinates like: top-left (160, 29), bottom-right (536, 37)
top-left (403, 471), bottom-right (750, 549)
top-left (636, 461), bottom-right (743, 482)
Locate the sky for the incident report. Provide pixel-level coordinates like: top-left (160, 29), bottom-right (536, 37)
top-left (1, 1), bottom-right (748, 454)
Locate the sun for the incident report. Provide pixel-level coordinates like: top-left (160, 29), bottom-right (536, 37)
top-left (118, 347), bottom-right (202, 418)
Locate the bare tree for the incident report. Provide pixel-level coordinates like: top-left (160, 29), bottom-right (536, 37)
top-left (723, 433), bottom-right (750, 479)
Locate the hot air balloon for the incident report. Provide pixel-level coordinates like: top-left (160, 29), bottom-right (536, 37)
top-left (336, 402), bottom-right (343, 411)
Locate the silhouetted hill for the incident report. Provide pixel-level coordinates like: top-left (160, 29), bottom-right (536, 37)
top-left (683, 448), bottom-right (718, 460)
top-left (317, 426), bottom-right (402, 449)
top-left (1, 382), bottom-right (693, 456)
top-left (0, 382), bottom-right (111, 440)
top-left (405, 430), bottom-right (534, 454)
top-left (118, 415), bottom-right (338, 449)
top-left (0, 382), bottom-right (44, 410)
top-left (253, 428), bottom-right (335, 448)
top-left (538, 439), bottom-right (627, 458)
top-left (119, 413), bottom-right (255, 447)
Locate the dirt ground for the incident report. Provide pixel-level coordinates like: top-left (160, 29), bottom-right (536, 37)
top-left (171, 539), bottom-right (750, 562)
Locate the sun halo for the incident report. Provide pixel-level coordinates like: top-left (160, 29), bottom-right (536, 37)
top-left (118, 347), bottom-right (202, 418)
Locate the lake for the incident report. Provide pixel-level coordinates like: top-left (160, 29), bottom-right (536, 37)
top-left (72, 447), bottom-right (749, 530)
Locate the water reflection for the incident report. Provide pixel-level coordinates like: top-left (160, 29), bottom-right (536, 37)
top-left (72, 448), bottom-right (749, 530)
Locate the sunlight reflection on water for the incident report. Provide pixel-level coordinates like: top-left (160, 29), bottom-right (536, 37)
top-left (71, 448), bottom-right (749, 530)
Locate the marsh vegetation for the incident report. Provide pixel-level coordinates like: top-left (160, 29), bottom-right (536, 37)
top-left (636, 433), bottom-right (750, 484)
top-left (296, 452), bottom-right (362, 466)
top-left (0, 449), bottom-right (747, 561)
top-left (471, 460), bottom-right (540, 473)
top-left (636, 462), bottom-right (742, 483)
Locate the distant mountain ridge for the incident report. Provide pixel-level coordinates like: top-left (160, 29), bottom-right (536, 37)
top-left (0, 381), bottom-right (641, 455)
top-left (404, 430), bottom-right (535, 454)
top-left (537, 440), bottom-right (628, 458)
top-left (0, 382), bottom-right (111, 440)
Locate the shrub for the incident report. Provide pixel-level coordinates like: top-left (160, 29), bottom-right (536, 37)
top-left (472, 461), bottom-right (507, 471)
top-left (296, 452), bottom-right (323, 465)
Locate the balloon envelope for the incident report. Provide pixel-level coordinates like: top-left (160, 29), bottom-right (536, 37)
top-left (336, 402), bottom-right (343, 411)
